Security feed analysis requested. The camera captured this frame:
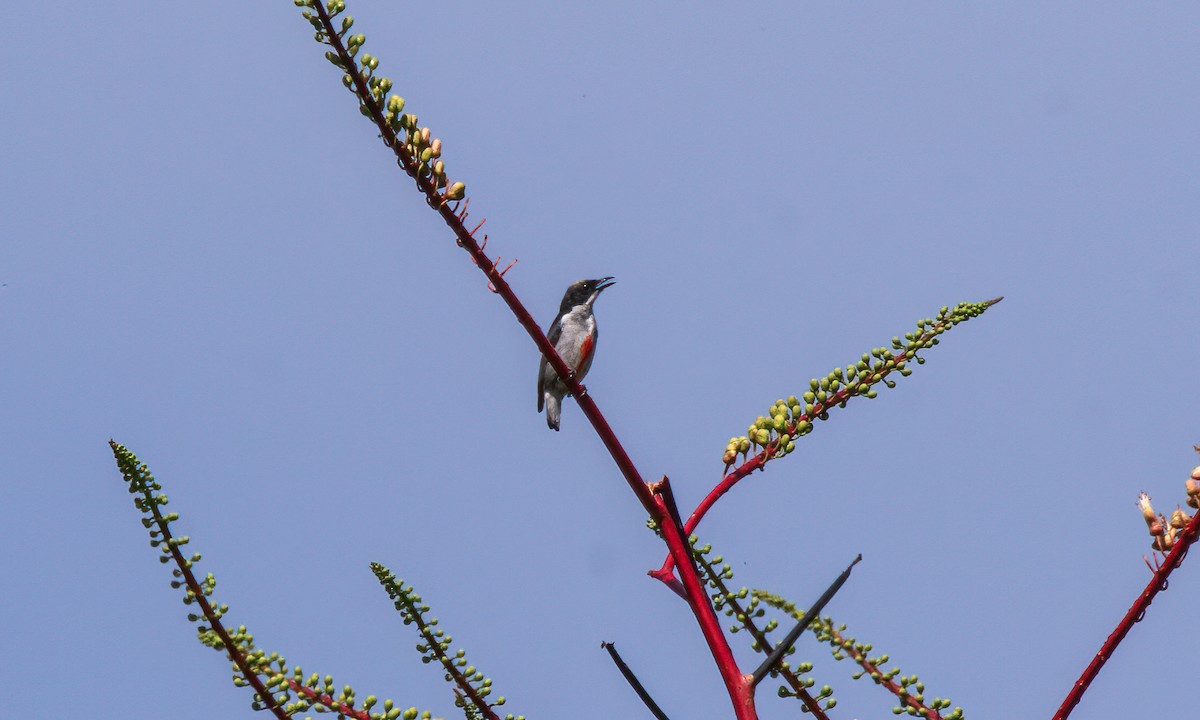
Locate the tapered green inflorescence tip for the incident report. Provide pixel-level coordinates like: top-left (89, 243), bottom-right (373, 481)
top-left (721, 297), bottom-right (1000, 470)
top-left (297, 0), bottom-right (469, 203)
top-left (371, 562), bottom-right (514, 718)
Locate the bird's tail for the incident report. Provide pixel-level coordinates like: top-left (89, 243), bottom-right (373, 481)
top-left (544, 392), bottom-right (561, 431)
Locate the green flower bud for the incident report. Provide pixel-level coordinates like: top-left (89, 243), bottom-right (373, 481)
top-left (445, 182), bottom-right (466, 200)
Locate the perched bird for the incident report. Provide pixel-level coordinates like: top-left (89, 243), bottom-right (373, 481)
top-left (538, 277), bottom-right (616, 431)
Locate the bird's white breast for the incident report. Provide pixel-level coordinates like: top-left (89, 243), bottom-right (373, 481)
top-left (553, 306), bottom-right (597, 376)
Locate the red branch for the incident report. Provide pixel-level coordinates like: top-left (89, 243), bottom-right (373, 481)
top-left (649, 454), bottom-right (766, 584)
top-left (307, 5), bottom-right (755, 717)
top-left (1052, 508), bottom-right (1200, 720)
top-left (653, 479), bottom-right (756, 719)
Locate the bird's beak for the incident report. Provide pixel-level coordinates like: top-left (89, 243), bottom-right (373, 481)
top-left (595, 277), bottom-right (616, 292)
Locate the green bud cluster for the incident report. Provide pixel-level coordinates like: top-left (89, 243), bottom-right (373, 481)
top-left (371, 563), bottom-right (512, 718)
top-left (295, 0), bottom-right (468, 204)
top-left (754, 589), bottom-right (964, 719)
top-left (723, 298), bottom-right (999, 471)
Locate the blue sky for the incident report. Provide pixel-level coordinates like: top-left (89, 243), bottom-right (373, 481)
top-left (3, 2), bottom-right (1198, 719)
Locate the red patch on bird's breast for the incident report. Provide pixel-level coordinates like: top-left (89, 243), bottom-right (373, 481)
top-left (576, 334), bottom-right (595, 372)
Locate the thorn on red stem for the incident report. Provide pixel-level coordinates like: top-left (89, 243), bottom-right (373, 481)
top-left (486, 257), bottom-right (518, 294)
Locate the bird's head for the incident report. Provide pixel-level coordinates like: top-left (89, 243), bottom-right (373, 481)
top-left (560, 277), bottom-right (615, 312)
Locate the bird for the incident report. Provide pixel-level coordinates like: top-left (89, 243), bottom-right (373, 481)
top-left (538, 277), bottom-right (616, 431)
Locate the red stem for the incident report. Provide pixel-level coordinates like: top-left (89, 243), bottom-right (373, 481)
top-left (649, 455), bottom-right (767, 584)
top-left (654, 480), bottom-right (756, 719)
top-left (1052, 508), bottom-right (1200, 720)
top-left (308, 6), bottom-right (754, 716)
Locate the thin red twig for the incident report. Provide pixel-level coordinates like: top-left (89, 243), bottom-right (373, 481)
top-left (487, 257), bottom-right (518, 293)
top-left (1052, 508), bottom-right (1200, 720)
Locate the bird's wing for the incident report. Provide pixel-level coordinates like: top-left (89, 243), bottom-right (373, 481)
top-left (538, 316), bottom-right (564, 411)
top-left (546, 315), bottom-right (564, 345)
